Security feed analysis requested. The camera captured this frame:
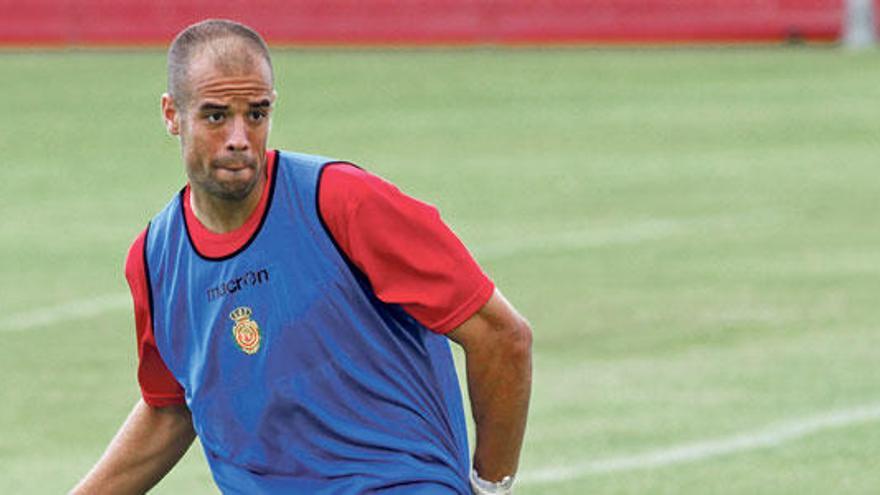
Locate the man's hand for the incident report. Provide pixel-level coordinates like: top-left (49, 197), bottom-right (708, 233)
top-left (447, 289), bottom-right (532, 484)
top-left (71, 399), bottom-right (195, 494)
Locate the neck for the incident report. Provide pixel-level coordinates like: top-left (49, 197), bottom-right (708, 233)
top-left (189, 177), bottom-right (265, 234)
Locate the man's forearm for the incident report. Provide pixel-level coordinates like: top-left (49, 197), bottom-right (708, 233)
top-left (71, 399), bottom-right (195, 494)
top-left (447, 290), bottom-right (533, 485)
top-left (465, 319), bottom-right (532, 482)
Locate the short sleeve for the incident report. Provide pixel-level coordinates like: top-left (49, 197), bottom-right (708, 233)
top-left (317, 163), bottom-right (494, 334)
top-left (125, 229), bottom-right (186, 407)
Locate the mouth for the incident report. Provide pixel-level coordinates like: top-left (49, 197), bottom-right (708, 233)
top-left (212, 156), bottom-right (257, 173)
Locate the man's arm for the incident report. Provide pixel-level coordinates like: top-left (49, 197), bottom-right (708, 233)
top-left (447, 289), bottom-right (533, 483)
top-left (71, 399), bottom-right (196, 494)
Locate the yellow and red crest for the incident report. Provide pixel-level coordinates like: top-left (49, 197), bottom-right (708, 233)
top-left (229, 306), bottom-right (261, 355)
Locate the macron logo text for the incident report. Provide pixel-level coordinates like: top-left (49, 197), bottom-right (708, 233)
top-left (207, 269), bottom-right (270, 302)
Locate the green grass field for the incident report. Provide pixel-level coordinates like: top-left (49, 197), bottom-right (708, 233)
top-left (2, 46), bottom-right (880, 494)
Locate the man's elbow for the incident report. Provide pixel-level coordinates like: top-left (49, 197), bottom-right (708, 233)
top-left (502, 315), bottom-right (533, 364)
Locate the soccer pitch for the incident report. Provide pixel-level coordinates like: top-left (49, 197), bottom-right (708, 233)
top-left (2, 47), bottom-right (879, 494)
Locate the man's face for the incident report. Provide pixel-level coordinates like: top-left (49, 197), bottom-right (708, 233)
top-left (162, 50), bottom-right (275, 202)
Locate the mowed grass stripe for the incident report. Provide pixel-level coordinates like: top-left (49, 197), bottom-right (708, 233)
top-left (521, 402), bottom-right (880, 485)
top-left (0, 293), bottom-right (130, 332)
top-left (474, 218), bottom-right (687, 261)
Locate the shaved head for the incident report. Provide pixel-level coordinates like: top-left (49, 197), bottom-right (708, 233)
top-left (167, 19), bottom-right (274, 108)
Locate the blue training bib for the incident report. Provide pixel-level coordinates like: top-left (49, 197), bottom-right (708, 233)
top-left (144, 151), bottom-right (470, 494)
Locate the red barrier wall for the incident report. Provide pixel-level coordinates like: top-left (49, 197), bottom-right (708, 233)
top-left (1, 0), bottom-right (877, 45)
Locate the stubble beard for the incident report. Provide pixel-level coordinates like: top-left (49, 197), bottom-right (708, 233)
top-left (187, 153), bottom-right (262, 202)
top-left (208, 154), bottom-right (261, 201)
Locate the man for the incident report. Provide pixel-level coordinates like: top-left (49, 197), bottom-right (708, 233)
top-left (73, 19), bottom-right (531, 495)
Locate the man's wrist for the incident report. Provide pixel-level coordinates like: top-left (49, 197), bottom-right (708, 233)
top-left (470, 468), bottom-right (515, 495)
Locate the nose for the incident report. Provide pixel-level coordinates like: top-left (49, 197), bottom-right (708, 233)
top-left (225, 115), bottom-right (249, 152)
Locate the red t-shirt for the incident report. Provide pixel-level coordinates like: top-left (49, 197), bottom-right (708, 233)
top-left (125, 152), bottom-right (494, 407)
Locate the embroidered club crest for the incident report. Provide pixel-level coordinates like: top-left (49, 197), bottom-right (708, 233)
top-left (229, 306), bottom-right (261, 354)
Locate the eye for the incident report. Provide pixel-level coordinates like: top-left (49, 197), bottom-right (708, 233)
top-left (206, 112), bottom-right (225, 124)
top-left (249, 110), bottom-right (268, 122)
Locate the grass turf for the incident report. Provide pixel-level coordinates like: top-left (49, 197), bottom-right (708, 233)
top-left (1, 46), bottom-right (879, 494)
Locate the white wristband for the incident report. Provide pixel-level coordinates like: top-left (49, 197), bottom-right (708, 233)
top-left (470, 469), bottom-right (515, 495)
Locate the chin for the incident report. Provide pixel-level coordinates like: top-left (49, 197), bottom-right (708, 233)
top-left (220, 182), bottom-right (258, 201)
top-left (200, 176), bottom-right (258, 202)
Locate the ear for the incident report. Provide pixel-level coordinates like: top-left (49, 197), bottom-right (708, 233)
top-left (161, 93), bottom-right (181, 136)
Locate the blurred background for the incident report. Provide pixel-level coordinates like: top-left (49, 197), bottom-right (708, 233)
top-left (1, 0), bottom-right (879, 46)
top-left (2, 1), bottom-right (879, 493)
